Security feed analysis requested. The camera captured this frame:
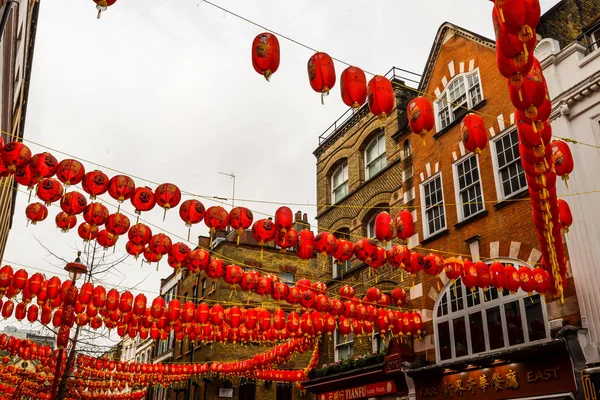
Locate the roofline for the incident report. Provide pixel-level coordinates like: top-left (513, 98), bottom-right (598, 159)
top-left (419, 22), bottom-right (495, 92)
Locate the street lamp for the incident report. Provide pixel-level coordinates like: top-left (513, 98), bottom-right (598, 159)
top-left (64, 251), bottom-right (87, 282)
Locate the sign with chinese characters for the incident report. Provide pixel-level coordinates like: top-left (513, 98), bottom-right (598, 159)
top-left (413, 346), bottom-right (576, 400)
top-left (218, 388), bottom-right (233, 398)
top-left (317, 380), bottom-right (397, 400)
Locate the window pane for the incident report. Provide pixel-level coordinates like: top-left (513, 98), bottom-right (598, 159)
top-left (453, 317), bottom-right (468, 358)
top-left (469, 312), bottom-right (486, 354)
top-left (438, 293), bottom-right (448, 317)
top-left (438, 321), bottom-right (452, 361)
top-left (485, 287), bottom-right (499, 302)
top-left (526, 295), bottom-right (547, 341)
top-left (450, 283), bottom-right (464, 313)
top-left (496, 130), bottom-right (527, 198)
top-left (505, 300), bottom-right (525, 346)
top-left (487, 306), bottom-right (505, 350)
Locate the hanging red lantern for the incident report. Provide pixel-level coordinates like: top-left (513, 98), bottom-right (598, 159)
top-left (78, 222), bottom-right (98, 242)
top-left (443, 257), bottom-right (464, 282)
top-left (274, 228), bottom-right (298, 251)
top-left (96, 230), bottom-right (118, 249)
top-left (532, 267), bottom-right (550, 294)
top-left (251, 32), bottom-right (280, 81)
top-left (188, 247), bottom-right (211, 273)
top-left (405, 252), bottom-right (424, 275)
top-left (333, 238), bottom-right (353, 264)
top-left (106, 213), bottom-right (131, 236)
top-left (14, 164), bottom-right (35, 191)
top-left (307, 52), bottom-right (336, 103)
top-left (56, 159), bottom-right (85, 186)
top-left (462, 260), bottom-right (478, 291)
top-left (461, 113), bottom-right (488, 153)
top-left (407, 97), bottom-right (434, 143)
top-left (155, 183), bottom-right (181, 219)
top-left (27, 273), bottom-right (44, 297)
top-left (55, 212), bottom-right (77, 232)
top-left (367, 75), bottom-right (395, 121)
top-left (391, 287), bottom-right (407, 307)
top-left (340, 66), bottom-right (367, 108)
top-left (93, 0), bottom-right (117, 18)
top-left (504, 264), bottom-right (521, 293)
top-left (353, 238), bottom-right (378, 264)
top-left (207, 258), bottom-right (225, 280)
top-left (128, 223), bottom-right (152, 246)
top-left (252, 218), bottom-right (276, 246)
top-left (131, 187), bottom-right (156, 214)
top-left (496, 0), bottom-right (540, 42)
top-left (60, 191), bottom-right (88, 216)
top-left (338, 285), bottom-right (355, 300)
top-left (25, 203), bottom-right (48, 225)
top-left (314, 231), bottom-right (337, 255)
top-left (179, 199), bottom-right (206, 241)
top-left (29, 152), bottom-right (58, 182)
top-left (83, 202), bottom-right (109, 227)
top-left (489, 262), bottom-right (507, 290)
top-left (395, 209), bottom-right (415, 241)
top-left (107, 174), bottom-right (135, 205)
top-left (1, 142), bottom-right (31, 171)
top-left (274, 206), bottom-right (293, 234)
top-left (475, 261), bottom-right (492, 290)
top-left (423, 254), bottom-right (444, 276)
top-left (204, 206), bottom-right (229, 237)
top-left (386, 244), bottom-right (410, 269)
top-left (36, 178), bottom-right (64, 205)
top-left (557, 199), bottom-right (572, 233)
top-left (365, 287), bottom-right (382, 303)
top-left (295, 229), bottom-right (315, 260)
top-left (551, 140), bottom-right (574, 184)
top-left (507, 60), bottom-right (546, 118)
top-left (168, 243), bottom-right (190, 270)
top-left (126, 241), bottom-right (144, 258)
top-left (148, 233), bottom-right (173, 256)
top-left (519, 267), bottom-right (535, 294)
top-left (144, 247), bottom-right (162, 264)
top-left (229, 207), bottom-right (254, 240)
top-left (374, 211), bottom-right (393, 245)
top-left (82, 170), bottom-right (109, 200)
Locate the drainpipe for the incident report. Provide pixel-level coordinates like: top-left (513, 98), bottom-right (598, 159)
top-left (0, 1), bottom-right (18, 43)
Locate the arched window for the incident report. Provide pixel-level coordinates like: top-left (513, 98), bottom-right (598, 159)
top-left (434, 69), bottom-right (483, 130)
top-left (331, 161), bottom-right (348, 204)
top-left (364, 132), bottom-right (386, 179)
top-left (434, 260), bottom-right (549, 362)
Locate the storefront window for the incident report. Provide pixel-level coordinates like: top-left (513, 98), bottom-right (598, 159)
top-left (434, 261), bottom-right (549, 362)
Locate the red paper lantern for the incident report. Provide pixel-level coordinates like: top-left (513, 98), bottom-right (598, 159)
top-left (128, 223), bottom-right (152, 246)
top-left (386, 244), bottom-right (411, 268)
top-left (93, 0), bottom-right (117, 18)
top-left (367, 76), bottom-right (395, 121)
top-left (229, 207), bottom-right (254, 236)
top-left (307, 52), bottom-right (336, 102)
top-left (251, 33), bottom-right (280, 81)
top-left (131, 187), bottom-right (156, 214)
top-left (374, 211), bottom-right (393, 245)
top-left (462, 260), bottom-right (478, 290)
top-left (55, 212), bottom-right (77, 232)
top-left (295, 229), bottom-right (315, 260)
top-left (83, 202), bottom-right (109, 227)
top-left (168, 242), bottom-right (190, 270)
top-left (56, 159), bottom-right (85, 186)
top-left (340, 66), bottom-right (367, 108)
top-left (106, 213), bottom-right (131, 236)
top-left (333, 238), bottom-right (353, 263)
top-left (25, 203), bottom-right (48, 225)
top-left (274, 206), bottom-right (293, 234)
top-left (82, 170), bottom-right (109, 200)
top-left (532, 267), bottom-right (550, 294)
top-left (391, 287), bottom-right (407, 307)
top-left (1, 142), bottom-right (31, 171)
top-left (29, 152), bottom-right (58, 182)
top-left (518, 267), bottom-right (535, 293)
top-left (338, 285), bottom-right (355, 300)
top-left (443, 257), bottom-right (463, 281)
top-left (405, 252), bottom-right (424, 274)
top-left (353, 238), bottom-right (378, 264)
top-left (407, 97), bottom-right (434, 142)
top-left (496, 0), bottom-right (540, 42)
top-left (96, 230), bottom-right (118, 249)
top-left (395, 209), bottom-right (415, 241)
top-left (366, 287), bottom-right (382, 302)
top-left (126, 241), bottom-right (144, 258)
top-left (490, 262), bottom-right (507, 290)
top-left (60, 191), bottom-right (87, 216)
top-left (475, 261), bottom-right (492, 290)
top-left (188, 248), bottom-right (211, 274)
top-left (461, 113), bottom-right (488, 153)
top-left (423, 254), bottom-right (444, 276)
top-left (557, 199), bottom-right (572, 232)
top-left (206, 258), bottom-right (225, 280)
top-left (551, 140), bottom-right (574, 183)
top-left (14, 164), bottom-right (35, 189)
top-left (314, 231), bottom-right (337, 255)
top-left (78, 222), bottom-right (98, 242)
top-left (36, 178), bottom-right (64, 205)
top-left (148, 234), bottom-right (172, 256)
top-left (107, 175), bottom-right (135, 203)
top-left (504, 264), bottom-right (521, 293)
top-left (155, 183), bottom-right (181, 215)
top-left (204, 206), bottom-right (229, 235)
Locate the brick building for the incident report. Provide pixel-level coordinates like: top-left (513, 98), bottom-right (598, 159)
top-left (307, 20), bottom-right (584, 400)
top-left (155, 212), bottom-right (317, 400)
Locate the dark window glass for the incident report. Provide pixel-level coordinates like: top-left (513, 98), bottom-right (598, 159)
top-left (438, 321), bottom-right (452, 360)
top-left (469, 311), bottom-right (486, 354)
top-left (453, 317), bottom-right (468, 358)
top-left (505, 300), bottom-right (525, 346)
top-left (450, 282), bottom-right (464, 312)
top-left (466, 287), bottom-right (480, 308)
top-left (526, 294), bottom-right (547, 341)
top-left (487, 306), bottom-right (505, 350)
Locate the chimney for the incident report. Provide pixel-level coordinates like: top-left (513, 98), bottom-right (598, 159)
top-left (295, 210), bottom-right (302, 222)
top-left (293, 211), bottom-right (311, 232)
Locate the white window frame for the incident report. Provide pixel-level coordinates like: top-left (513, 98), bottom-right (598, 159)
top-left (490, 128), bottom-right (528, 201)
top-left (372, 331), bottom-right (392, 354)
top-left (434, 69), bottom-right (484, 131)
top-left (452, 154), bottom-right (485, 222)
top-left (331, 161), bottom-right (349, 204)
top-left (279, 272), bottom-right (295, 285)
top-left (334, 329), bottom-right (354, 362)
top-left (419, 173), bottom-right (447, 239)
top-left (402, 165), bottom-right (414, 182)
top-left (364, 133), bottom-right (387, 180)
top-left (433, 259), bottom-right (550, 363)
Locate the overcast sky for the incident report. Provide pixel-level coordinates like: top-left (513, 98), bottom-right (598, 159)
top-left (0, 0), bottom-right (561, 334)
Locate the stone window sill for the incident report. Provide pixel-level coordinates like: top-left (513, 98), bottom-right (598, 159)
top-left (420, 229), bottom-right (450, 245)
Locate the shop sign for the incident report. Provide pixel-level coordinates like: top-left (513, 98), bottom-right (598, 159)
top-left (414, 351), bottom-right (576, 400)
top-left (317, 380), bottom-right (396, 400)
top-left (218, 388), bottom-right (233, 398)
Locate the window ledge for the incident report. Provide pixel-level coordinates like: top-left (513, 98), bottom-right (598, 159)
top-left (454, 210), bottom-right (489, 229)
top-left (420, 229), bottom-right (450, 245)
top-left (493, 189), bottom-right (530, 210)
top-left (433, 100), bottom-right (488, 140)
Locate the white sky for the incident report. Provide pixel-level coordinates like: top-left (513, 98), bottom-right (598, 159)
top-left (0, 0), bottom-right (561, 336)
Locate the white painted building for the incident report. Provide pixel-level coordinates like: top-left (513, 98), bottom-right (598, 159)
top-left (135, 337), bottom-right (154, 364)
top-left (120, 337), bottom-right (137, 363)
top-left (536, 27), bottom-right (600, 361)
